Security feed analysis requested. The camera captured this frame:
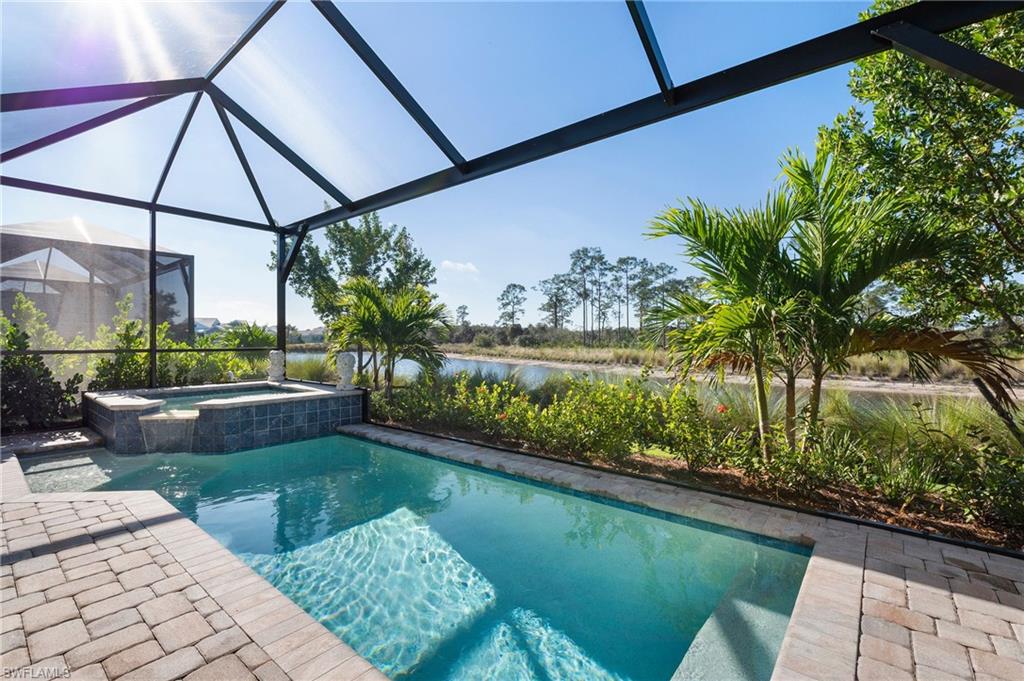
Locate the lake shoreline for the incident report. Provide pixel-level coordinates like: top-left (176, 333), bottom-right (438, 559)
top-left (444, 352), bottom-right (982, 397)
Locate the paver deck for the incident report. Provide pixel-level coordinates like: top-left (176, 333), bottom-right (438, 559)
top-left (4, 426), bottom-right (1022, 681)
top-left (1, 451), bottom-right (384, 681)
top-left (339, 424), bottom-right (1024, 681)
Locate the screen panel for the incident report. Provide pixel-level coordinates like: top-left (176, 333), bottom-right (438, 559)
top-left (1, 1), bottom-right (270, 92)
top-left (215, 0), bottom-right (451, 201)
top-left (1, 187), bottom-right (152, 352)
top-left (338, 0), bottom-right (656, 159)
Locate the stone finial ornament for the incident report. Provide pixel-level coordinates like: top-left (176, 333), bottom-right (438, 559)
top-left (269, 350), bottom-right (285, 382)
top-left (337, 353), bottom-right (355, 390)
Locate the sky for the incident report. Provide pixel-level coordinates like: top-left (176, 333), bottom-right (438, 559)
top-left (1, 0), bottom-right (869, 330)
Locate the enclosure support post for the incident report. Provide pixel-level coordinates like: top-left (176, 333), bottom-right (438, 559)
top-left (148, 210), bottom-right (158, 388)
top-left (276, 233), bottom-right (287, 353)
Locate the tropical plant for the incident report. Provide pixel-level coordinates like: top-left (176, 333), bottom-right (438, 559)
top-left (1, 323), bottom-right (82, 431)
top-left (90, 297), bottom-right (150, 390)
top-left (221, 321), bottom-right (275, 373)
top-left (646, 146), bottom-right (1022, 446)
top-left (645, 190), bottom-right (803, 448)
top-left (329, 278), bottom-right (451, 398)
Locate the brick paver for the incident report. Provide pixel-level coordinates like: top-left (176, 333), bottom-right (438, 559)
top-left (1, 486), bottom-right (378, 681)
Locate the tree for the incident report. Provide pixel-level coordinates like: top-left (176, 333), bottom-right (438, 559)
top-left (535, 274), bottom-right (576, 329)
top-left (329, 278), bottom-right (450, 398)
top-left (648, 146), bottom-right (1022, 449)
top-left (273, 210), bottom-right (436, 323)
top-left (496, 283), bottom-right (527, 328)
top-left (455, 305), bottom-right (469, 327)
top-left (615, 256), bottom-right (641, 334)
top-left (221, 321), bottom-right (276, 373)
top-left (635, 261), bottom-right (676, 331)
top-left (647, 193), bottom-right (799, 448)
top-left (820, 4), bottom-right (1024, 340)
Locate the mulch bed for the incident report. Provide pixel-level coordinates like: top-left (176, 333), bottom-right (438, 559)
top-left (375, 420), bottom-right (1023, 552)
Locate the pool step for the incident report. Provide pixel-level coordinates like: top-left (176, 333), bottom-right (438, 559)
top-left (450, 609), bottom-right (623, 681)
top-left (671, 570), bottom-right (790, 681)
top-left (0, 427), bottom-right (104, 457)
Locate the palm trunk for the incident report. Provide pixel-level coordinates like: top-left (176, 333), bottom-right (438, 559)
top-left (808, 359), bottom-right (824, 430)
top-left (751, 342), bottom-right (771, 458)
top-left (784, 368), bottom-right (797, 449)
top-left (371, 349), bottom-right (380, 391)
top-left (384, 356), bottom-right (394, 400)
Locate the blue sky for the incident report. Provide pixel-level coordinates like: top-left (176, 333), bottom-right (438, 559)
top-left (1, 1), bottom-right (868, 329)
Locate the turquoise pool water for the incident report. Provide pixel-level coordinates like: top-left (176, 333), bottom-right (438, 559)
top-left (75, 435), bottom-right (807, 680)
top-left (157, 387), bottom-right (291, 412)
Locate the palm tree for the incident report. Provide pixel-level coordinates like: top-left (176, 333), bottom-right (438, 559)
top-left (646, 192), bottom-right (800, 449)
top-left (648, 146), bottom-right (1021, 446)
top-left (778, 149), bottom-right (1016, 427)
top-left (220, 321), bottom-right (276, 373)
top-left (329, 278), bottom-right (450, 398)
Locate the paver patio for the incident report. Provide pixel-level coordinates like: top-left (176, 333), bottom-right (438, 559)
top-left (0, 451), bottom-right (384, 681)
top-left (3, 427), bottom-right (1023, 681)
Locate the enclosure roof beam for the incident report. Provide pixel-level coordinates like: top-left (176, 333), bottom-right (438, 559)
top-left (296, 0), bottom-right (1021, 231)
top-left (311, 0), bottom-right (467, 168)
top-left (213, 98), bottom-right (276, 227)
top-left (626, 0), bottom-right (674, 104)
top-left (872, 21), bottom-right (1024, 108)
top-left (150, 1), bottom-right (284, 203)
top-left (1, 95), bottom-right (177, 163)
top-left (152, 93), bottom-right (203, 203)
top-left (279, 224), bottom-right (310, 283)
top-left (207, 0), bottom-right (285, 81)
top-left (205, 82), bottom-right (352, 208)
top-left (1, 78), bottom-right (205, 112)
top-left (1, 176), bottom-right (284, 233)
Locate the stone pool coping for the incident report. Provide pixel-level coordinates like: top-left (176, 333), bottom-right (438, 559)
top-left (338, 424), bottom-right (1024, 681)
top-left (0, 450), bottom-right (386, 681)
top-left (85, 380), bottom-right (362, 412)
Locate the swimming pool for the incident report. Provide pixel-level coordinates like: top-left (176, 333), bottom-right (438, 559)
top-left (24, 435), bottom-right (809, 680)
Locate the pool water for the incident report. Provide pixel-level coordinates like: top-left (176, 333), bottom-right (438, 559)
top-left (157, 387), bottom-right (291, 412)
top-left (73, 435), bottom-right (807, 680)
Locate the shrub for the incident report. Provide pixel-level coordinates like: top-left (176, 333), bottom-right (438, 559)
top-left (368, 370), bottom-right (1022, 531)
top-left (653, 383), bottom-right (731, 472)
top-left (473, 332), bottom-right (496, 348)
top-left (287, 356), bottom-right (336, 383)
top-left (1, 324), bottom-right (82, 431)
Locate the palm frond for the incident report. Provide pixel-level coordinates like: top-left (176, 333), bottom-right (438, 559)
top-left (851, 321), bottom-right (1022, 410)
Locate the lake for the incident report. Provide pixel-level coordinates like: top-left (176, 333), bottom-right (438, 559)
top-left (288, 352), bottom-right (972, 405)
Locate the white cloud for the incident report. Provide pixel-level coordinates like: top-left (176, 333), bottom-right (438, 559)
top-left (440, 260), bottom-right (480, 275)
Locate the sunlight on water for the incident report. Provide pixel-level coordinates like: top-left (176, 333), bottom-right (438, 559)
top-left (450, 609), bottom-right (624, 681)
top-left (241, 508), bottom-right (496, 677)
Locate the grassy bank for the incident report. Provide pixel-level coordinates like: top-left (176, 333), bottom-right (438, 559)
top-left (441, 343), bottom-right (668, 368)
top-left (441, 343), bottom-right (1023, 383)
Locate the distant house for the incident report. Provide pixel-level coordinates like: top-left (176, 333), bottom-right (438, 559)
top-left (195, 318), bottom-right (222, 335)
top-left (1, 218), bottom-right (195, 342)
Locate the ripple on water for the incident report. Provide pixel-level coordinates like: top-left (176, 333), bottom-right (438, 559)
top-left (240, 507), bottom-right (496, 677)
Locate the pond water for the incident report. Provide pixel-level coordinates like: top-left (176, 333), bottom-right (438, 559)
top-left (290, 351), bottom-right (968, 406)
